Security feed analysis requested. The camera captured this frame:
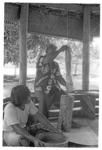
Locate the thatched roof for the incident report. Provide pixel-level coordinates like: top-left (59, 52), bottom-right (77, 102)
top-left (4, 3), bottom-right (100, 40)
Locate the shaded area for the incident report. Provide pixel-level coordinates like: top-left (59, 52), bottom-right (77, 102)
top-left (68, 142), bottom-right (98, 147)
top-left (4, 75), bottom-right (32, 82)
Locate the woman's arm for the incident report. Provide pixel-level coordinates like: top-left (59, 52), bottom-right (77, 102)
top-left (43, 51), bottom-right (61, 64)
top-left (57, 75), bottom-right (66, 87)
top-left (43, 45), bottom-right (68, 64)
top-left (34, 111), bottom-right (61, 133)
top-left (55, 62), bottom-right (67, 87)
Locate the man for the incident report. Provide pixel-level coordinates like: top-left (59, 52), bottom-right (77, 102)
top-left (34, 44), bottom-right (68, 118)
top-left (3, 85), bottom-right (60, 146)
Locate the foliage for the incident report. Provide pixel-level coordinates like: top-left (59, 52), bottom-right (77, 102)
top-left (4, 24), bottom-right (52, 65)
top-left (90, 40), bottom-right (99, 59)
top-left (4, 23), bottom-right (99, 70)
top-left (27, 34), bottom-right (50, 63)
top-left (4, 24), bottom-right (19, 65)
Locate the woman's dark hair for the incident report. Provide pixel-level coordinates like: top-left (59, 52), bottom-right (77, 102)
top-left (10, 85), bottom-right (30, 107)
top-left (46, 44), bottom-right (57, 54)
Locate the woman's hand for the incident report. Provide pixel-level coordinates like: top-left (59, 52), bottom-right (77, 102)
top-left (60, 45), bottom-right (69, 52)
top-left (33, 138), bottom-right (44, 147)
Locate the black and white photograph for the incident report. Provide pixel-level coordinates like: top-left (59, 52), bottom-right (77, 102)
top-left (2, 0), bottom-right (100, 148)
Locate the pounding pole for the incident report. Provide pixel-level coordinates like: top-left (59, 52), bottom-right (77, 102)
top-left (65, 48), bottom-right (73, 92)
top-left (19, 4), bottom-right (29, 85)
top-left (57, 12), bottom-right (74, 132)
top-left (82, 6), bottom-right (90, 90)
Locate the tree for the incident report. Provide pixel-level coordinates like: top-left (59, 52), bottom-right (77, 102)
top-left (4, 23), bottom-right (19, 65)
top-left (6, 22), bottom-right (96, 78)
top-left (90, 39), bottom-right (99, 60)
top-left (27, 34), bottom-right (51, 64)
top-left (4, 23), bottom-right (19, 76)
top-left (68, 40), bottom-right (83, 76)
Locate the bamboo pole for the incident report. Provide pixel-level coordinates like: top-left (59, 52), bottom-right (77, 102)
top-left (65, 48), bottom-right (73, 92)
top-left (57, 11), bottom-right (74, 132)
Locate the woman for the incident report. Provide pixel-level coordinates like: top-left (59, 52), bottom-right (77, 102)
top-left (34, 44), bottom-right (68, 117)
top-left (3, 85), bottom-right (60, 146)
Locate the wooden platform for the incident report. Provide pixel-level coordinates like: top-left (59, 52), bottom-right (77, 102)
top-left (52, 118), bottom-right (98, 147)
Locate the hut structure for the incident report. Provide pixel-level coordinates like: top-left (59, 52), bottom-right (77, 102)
top-left (4, 3), bottom-right (100, 147)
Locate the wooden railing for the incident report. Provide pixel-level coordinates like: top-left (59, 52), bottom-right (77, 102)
top-left (3, 90), bottom-right (99, 121)
top-left (31, 90), bottom-right (99, 121)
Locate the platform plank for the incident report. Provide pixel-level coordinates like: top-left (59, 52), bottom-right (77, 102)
top-left (63, 127), bottom-right (98, 146)
top-left (87, 118), bottom-right (98, 135)
top-left (52, 118), bottom-right (98, 146)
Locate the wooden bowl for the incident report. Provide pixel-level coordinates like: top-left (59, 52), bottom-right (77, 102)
top-left (36, 132), bottom-right (69, 147)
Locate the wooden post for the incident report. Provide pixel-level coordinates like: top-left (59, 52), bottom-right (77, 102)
top-left (82, 6), bottom-right (90, 90)
top-left (19, 4), bottom-right (29, 85)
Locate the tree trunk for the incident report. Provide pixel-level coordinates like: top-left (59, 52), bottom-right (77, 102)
top-left (57, 94), bottom-right (74, 132)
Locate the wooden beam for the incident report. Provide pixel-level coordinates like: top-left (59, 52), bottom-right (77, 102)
top-left (4, 3), bottom-right (20, 21)
top-left (5, 3), bottom-right (100, 40)
top-left (91, 4), bottom-right (100, 15)
top-left (5, 3), bottom-right (100, 21)
top-left (31, 3), bottom-right (100, 14)
top-left (28, 7), bottom-right (83, 40)
top-left (19, 4), bottom-right (29, 85)
top-left (91, 14), bottom-right (100, 38)
top-left (32, 3), bottom-right (83, 12)
top-left (82, 6), bottom-right (90, 90)
top-left (28, 5), bottom-right (99, 40)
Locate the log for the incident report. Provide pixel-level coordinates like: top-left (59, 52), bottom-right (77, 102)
top-left (57, 94), bottom-right (74, 132)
